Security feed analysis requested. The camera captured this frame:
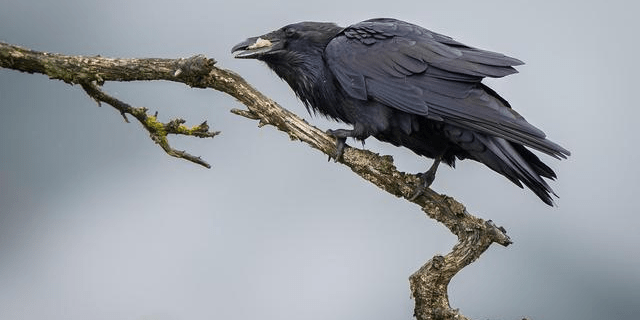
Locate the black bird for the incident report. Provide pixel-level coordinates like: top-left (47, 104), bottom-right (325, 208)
top-left (232, 18), bottom-right (570, 206)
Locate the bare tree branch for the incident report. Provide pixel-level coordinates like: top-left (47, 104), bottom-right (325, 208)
top-left (80, 80), bottom-right (218, 167)
top-left (1, 41), bottom-right (513, 320)
top-left (0, 43), bottom-right (220, 167)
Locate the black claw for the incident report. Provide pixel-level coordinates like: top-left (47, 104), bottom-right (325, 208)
top-left (409, 173), bottom-right (433, 201)
top-left (409, 185), bottom-right (426, 201)
top-left (409, 158), bottom-right (441, 201)
top-left (326, 129), bottom-right (347, 162)
top-left (333, 137), bottom-right (346, 161)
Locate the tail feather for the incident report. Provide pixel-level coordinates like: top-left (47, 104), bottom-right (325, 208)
top-left (472, 135), bottom-right (558, 206)
top-left (511, 143), bottom-right (557, 180)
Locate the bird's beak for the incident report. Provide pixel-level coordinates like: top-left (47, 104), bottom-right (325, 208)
top-left (231, 36), bottom-right (277, 59)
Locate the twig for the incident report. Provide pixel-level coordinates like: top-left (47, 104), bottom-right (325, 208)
top-left (80, 80), bottom-right (218, 167)
top-left (0, 42), bottom-right (219, 168)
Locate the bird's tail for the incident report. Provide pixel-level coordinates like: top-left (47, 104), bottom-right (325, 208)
top-left (472, 134), bottom-right (558, 206)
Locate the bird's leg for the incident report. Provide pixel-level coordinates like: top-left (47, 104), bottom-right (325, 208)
top-left (326, 129), bottom-right (354, 162)
top-left (410, 155), bottom-right (443, 201)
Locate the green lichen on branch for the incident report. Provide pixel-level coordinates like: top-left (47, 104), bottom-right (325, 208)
top-left (81, 80), bottom-right (218, 168)
top-left (0, 41), bottom-right (219, 168)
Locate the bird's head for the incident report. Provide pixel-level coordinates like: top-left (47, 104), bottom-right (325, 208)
top-left (231, 22), bottom-right (343, 64)
top-left (232, 21), bottom-right (346, 118)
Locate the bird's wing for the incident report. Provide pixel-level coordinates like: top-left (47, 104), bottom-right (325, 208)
top-left (325, 18), bottom-right (570, 158)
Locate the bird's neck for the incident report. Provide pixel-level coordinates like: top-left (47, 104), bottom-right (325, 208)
top-left (265, 53), bottom-right (348, 121)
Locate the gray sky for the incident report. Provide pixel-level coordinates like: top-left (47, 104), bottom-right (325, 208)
top-left (1, 0), bottom-right (638, 319)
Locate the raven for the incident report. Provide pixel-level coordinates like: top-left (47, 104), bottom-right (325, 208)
top-left (232, 18), bottom-right (570, 206)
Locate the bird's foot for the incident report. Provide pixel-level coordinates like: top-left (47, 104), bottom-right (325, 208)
top-left (409, 172), bottom-right (435, 201)
top-left (326, 129), bottom-right (349, 162)
top-left (409, 158), bottom-right (441, 201)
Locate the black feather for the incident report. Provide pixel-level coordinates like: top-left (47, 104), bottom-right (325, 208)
top-left (232, 18), bottom-right (570, 206)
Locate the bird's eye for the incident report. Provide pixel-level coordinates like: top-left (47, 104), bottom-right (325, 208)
top-left (285, 27), bottom-right (297, 37)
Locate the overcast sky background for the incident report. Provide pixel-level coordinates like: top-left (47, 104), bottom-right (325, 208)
top-left (0, 1), bottom-right (638, 319)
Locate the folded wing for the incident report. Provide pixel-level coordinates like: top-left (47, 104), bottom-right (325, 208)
top-left (325, 18), bottom-right (570, 159)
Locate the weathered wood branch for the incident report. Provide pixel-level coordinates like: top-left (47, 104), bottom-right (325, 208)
top-left (0, 43), bottom-right (221, 167)
top-left (0, 41), bottom-right (512, 320)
